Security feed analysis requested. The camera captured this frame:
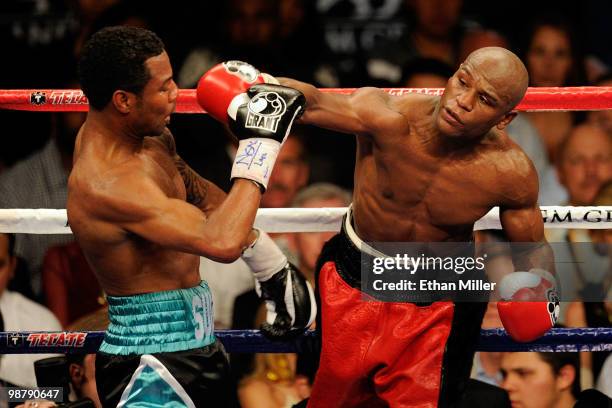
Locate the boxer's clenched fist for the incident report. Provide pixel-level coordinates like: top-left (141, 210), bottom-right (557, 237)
top-left (197, 62), bottom-right (304, 191)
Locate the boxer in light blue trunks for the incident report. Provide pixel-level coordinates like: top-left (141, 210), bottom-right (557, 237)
top-left (69, 26), bottom-right (315, 407)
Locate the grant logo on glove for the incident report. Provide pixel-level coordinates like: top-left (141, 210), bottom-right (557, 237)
top-left (245, 92), bottom-right (287, 133)
top-left (223, 60), bottom-right (260, 83)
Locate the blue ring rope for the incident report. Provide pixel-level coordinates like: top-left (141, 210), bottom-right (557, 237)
top-left (0, 328), bottom-right (610, 354)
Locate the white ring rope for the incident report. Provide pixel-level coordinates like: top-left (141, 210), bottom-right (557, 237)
top-left (0, 206), bottom-right (610, 234)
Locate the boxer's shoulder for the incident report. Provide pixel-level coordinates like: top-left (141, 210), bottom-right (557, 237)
top-left (82, 166), bottom-right (166, 224)
top-left (490, 145), bottom-right (538, 204)
top-left (148, 127), bottom-right (177, 155)
top-left (459, 130), bottom-right (537, 203)
top-left (351, 89), bottom-right (432, 133)
top-left (382, 91), bottom-right (435, 113)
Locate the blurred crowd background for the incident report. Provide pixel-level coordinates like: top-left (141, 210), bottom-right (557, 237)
top-left (0, 0), bottom-right (612, 407)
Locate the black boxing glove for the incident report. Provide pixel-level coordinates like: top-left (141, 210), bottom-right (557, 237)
top-left (241, 230), bottom-right (316, 340)
top-left (229, 84), bottom-right (305, 191)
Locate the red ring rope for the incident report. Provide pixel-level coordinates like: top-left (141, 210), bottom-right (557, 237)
top-left (0, 87), bottom-right (611, 113)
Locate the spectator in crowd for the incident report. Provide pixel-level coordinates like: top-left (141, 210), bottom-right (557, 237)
top-left (18, 352), bottom-right (101, 408)
top-left (177, 0), bottom-right (281, 89)
top-left (555, 124), bottom-right (612, 209)
top-left (546, 124), bottom-right (612, 331)
top-left (587, 180), bottom-right (612, 266)
top-left (0, 233), bottom-right (62, 387)
top-left (290, 183), bottom-right (352, 286)
top-left (407, 0), bottom-right (468, 65)
top-left (72, 0), bottom-right (135, 57)
top-left (522, 16), bottom-right (587, 165)
top-left (597, 352), bottom-right (612, 399)
top-left (501, 352), bottom-right (580, 408)
top-left (366, 0), bottom-right (477, 85)
top-left (66, 353), bottom-right (101, 408)
top-left (472, 302), bottom-right (504, 386)
top-left (0, 110), bottom-right (85, 298)
top-left (238, 305), bottom-right (311, 408)
top-left (565, 181), bottom-right (612, 390)
top-left (177, 0), bottom-right (328, 89)
top-left (261, 134), bottom-right (310, 209)
top-left (588, 73), bottom-right (612, 136)
top-left (401, 57), bottom-right (455, 88)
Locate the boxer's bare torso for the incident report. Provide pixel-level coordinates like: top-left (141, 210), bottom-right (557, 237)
top-left (350, 93), bottom-right (535, 242)
top-left (280, 47), bottom-right (542, 244)
top-left (69, 49), bottom-right (262, 297)
top-left (68, 127), bottom-right (201, 296)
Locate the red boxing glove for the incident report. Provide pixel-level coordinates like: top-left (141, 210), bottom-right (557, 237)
top-left (497, 269), bottom-right (560, 342)
top-left (196, 61), bottom-right (275, 123)
top-left (197, 61), bottom-right (304, 191)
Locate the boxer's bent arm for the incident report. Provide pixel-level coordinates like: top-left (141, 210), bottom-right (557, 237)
top-left (96, 176), bottom-right (261, 263)
top-left (500, 205), bottom-right (555, 273)
top-left (158, 129), bottom-right (226, 214)
top-left (498, 149), bottom-right (555, 273)
top-left (158, 130), bottom-right (260, 245)
top-left (174, 157), bottom-right (226, 215)
top-left (174, 157), bottom-right (259, 246)
top-left (278, 77), bottom-right (396, 136)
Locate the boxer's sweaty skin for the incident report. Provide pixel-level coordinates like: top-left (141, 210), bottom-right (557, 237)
top-left (280, 48), bottom-right (548, 256)
top-left (68, 51), bottom-right (259, 296)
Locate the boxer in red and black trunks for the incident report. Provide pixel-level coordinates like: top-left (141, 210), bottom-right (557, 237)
top-left (277, 47), bottom-right (558, 407)
top-left (311, 208), bottom-right (487, 407)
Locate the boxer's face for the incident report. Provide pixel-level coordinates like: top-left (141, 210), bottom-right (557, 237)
top-left (132, 51), bottom-right (178, 136)
top-left (437, 60), bottom-right (515, 139)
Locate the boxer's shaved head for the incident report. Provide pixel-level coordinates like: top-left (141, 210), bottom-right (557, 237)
top-left (464, 47), bottom-right (529, 111)
top-left (438, 46), bottom-right (529, 138)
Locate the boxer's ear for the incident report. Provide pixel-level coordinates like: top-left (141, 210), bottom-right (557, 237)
top-left (496, 112), bottom-right (517, 130)
top-left (112, 90), bottom-right (133, 114)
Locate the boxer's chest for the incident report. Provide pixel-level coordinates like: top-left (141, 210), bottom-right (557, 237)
top-left (375, 140), bottom-right (500, 227)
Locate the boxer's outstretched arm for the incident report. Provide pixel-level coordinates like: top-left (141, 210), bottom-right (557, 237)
top-left (278, 77), bottom-right (400, 136)
top-left (93, 173), bottom-right (261, 263)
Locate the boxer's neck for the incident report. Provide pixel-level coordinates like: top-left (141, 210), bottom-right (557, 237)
top-left (86, 109), bottom-right (144, 151)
